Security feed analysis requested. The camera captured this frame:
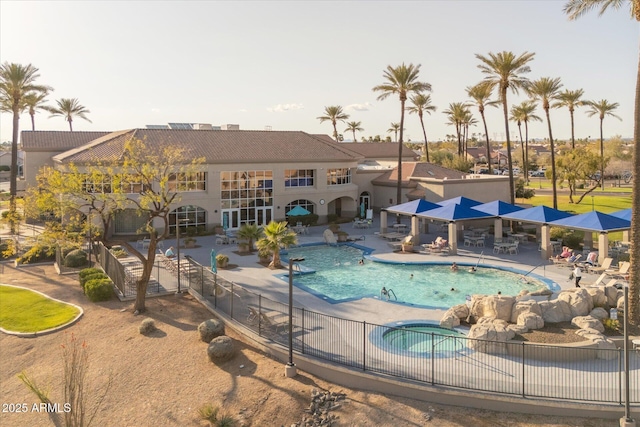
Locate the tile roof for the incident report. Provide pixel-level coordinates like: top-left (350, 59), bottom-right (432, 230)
top-left (21, 131), bottom-right (111, 151)
top-left (371, 162), bottom-right (466, 187)
top-left (52, 129), bottom-right (363, 164)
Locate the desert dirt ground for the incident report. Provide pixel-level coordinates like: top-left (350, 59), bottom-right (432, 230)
top-left (0, 263), bottom-right (619, 427)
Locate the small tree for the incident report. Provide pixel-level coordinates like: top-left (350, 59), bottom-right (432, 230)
top-left (236, 223), bottom-right (264, 252)
top-left (555, 147), bottom-right (601, 203)
top-left (255, 221), bottom-right (297, 269)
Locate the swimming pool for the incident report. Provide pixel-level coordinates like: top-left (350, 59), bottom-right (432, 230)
top-left (381, 323), bottom-right (467, 354)
top-left (283, 244), bottom-right (554, 308)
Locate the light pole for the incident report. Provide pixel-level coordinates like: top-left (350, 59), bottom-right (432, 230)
top-left (175, 217), bottom-right (190, 294)
top-left (591, 195), bottom-right (594, 212)
top-left (285, 257), bottom-right (304, 378)
top-left (621, 284), bottom-right (635, 426)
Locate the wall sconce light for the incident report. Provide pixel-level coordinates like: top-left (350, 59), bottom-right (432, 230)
top-left (277, 206), bottom-right (280, 209)
top-left (214, 210), bottom-right (218, 213)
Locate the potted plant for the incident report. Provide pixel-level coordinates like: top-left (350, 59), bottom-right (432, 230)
top-left (183, 237), bottom-right (196, 248)
top-left (238, 239), bottom-right (251, 254)
top-left (216, 254), bottom-right (229, 269)
top-left (258, 247), bottom-right (271, 264)
top-left (401, 237), bottom-right (415, 253)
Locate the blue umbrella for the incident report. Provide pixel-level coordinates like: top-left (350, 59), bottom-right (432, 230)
top-left (548, 211), bottom-right (631, 232)
top-left (211, 249), bottom-right (217, 273)
top-left (360, 202), bottom-right (365, 218)
top-left (222, 214), bottom-right (229, 231)
top-left (287, 205), bottom-right (311, 216)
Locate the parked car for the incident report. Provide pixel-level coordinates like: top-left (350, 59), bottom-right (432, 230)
top-left (530, 170), bottom-right (545, 177)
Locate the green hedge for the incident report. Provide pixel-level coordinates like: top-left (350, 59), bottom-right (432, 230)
top-left (64, 249), bottom-right (87, 268)
top-left (80, 272), bottom-right (108, 293)
top-left (79, 267), bottom-right (104, 279)
top-left (84, 278), bottom-right (114, 302)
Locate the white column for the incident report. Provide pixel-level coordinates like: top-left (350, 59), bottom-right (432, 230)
top-left (380, 210), bottom-right (388, 234)
top-left (448, 222), bottom-right (457, 255)
top-left (411, 215), bottom-right (420, 244)
top-left (583, 232), bottom-right (593, 251)
top-left (541, 225), bottom-right (551, 260)
top-left (494, 218), bottom-right (503, 240)
top-left (598, 232), bottom-right (609, 265)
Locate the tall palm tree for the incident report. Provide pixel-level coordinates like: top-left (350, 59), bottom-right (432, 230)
top-left (467, 82), bottom-right (498, 173)
top-left (514, 101), bottom-right (542, 181)
top-left (406, 93), bottom-right (437, 162)
top-left (373, 63), bottom-right (431, 207)
top-left (564, 0), bottom-right (639, 328)
top-left (49, 97), bottom-right (92, 131)
top-left (255, 221), bottom-right (297, 269)
top-left (476, 51), bottom-right (535, 204)
top-left (0, 62), bottom-right (51, 233)
top-left (509, 105), bottom-right (527, 179)
top-left (443, 102), bottom-right (469, 156)
top-left (23, 89), bottom-right (54, 131)
top-left (387, 122), bottom-right (400, 142)
top-left (461, 111), bottom-right (478, 157)
top-left (317, 105), bottom-right (349, 142)
top-left (344, 121), bottom-right (364, 142)
top-left (528, 77), bottom-right (563, 209)
top-left (554, 89), bottom-right (586, 148)
top-left (584, 99), bottom-right (622, 190)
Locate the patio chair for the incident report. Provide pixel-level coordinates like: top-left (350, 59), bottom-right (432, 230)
top-left (588, 257), bottom-right (613, 274)
top-left (508, 241), bottom-right (519, 255)
top-left (606, 261), bottom-right (630, 279)
top-left (583, 273), bottom-right (608, 287)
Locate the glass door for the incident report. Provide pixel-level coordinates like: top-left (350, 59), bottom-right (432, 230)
top-left (221, 209), bottom-right (240, 230)
top-left (255, 207), bottom-right (273, 226)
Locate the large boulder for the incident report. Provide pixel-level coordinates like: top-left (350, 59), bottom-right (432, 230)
top-left (593, 337), bottom-right (617, 360)
top-left (589, 307), bottom-right (609, 321)
top-left (517, 312), bottom-right (544, 330)
top-left (467, 295), bottom-right (514, 323)
top-left (585, 287), bottom-right (607, 308)
top-left (510, 300), bottom-right (542, 324)
top-left (198, 319), bottom-right (225, 343)
top-left (603, 285), bottom-right (621, 308)
top-left (449, 303), bottom-right (470, 320)
top-left (439, 311), bottom-right (460, 329)
top-left (571, 315), bottom-right (604, 333)
top-left (539, 299), bottom-right (573, 323)
top-left (557, 288), bottom-right (593, 318)
top-left (207, 336), bottom-right (235, 362)
top-left (467, 320), bottom-right (515, 354)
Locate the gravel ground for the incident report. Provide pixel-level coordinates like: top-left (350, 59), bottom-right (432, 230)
top-left (0, 263), bottom-right (620, 427)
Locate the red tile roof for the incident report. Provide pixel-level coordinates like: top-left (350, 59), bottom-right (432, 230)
top-left (21, 131), bottom-right (111, 151)
top-left (372, 162), bottom-right (465, 186)
top-left (51, 129), bottom-right (364, 164)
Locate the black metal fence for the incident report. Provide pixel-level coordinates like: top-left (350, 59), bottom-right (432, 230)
top-left (188, 258), bottom-right (640, 405)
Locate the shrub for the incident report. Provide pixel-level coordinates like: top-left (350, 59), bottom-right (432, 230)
top-left (79, 272), bottom-right (108, 292)
top-left (110, 248), bottom-right (128, 258)
top-left (0, 165), bottom-right (9, 171)
top-left (64, 249), bottom-right (87, 268)
top-left (139, 318), bottom-right (157, 335)
top-left (16, 244), bottom-right (56, 264)
top-left (327, 214), bottom-right (338, 224)
top-left (79, 267), bottom-right (103, 279)
top-left (84, 278), bottom-right (113, 302)
top-left (603, 318), bottom-right (620, 331)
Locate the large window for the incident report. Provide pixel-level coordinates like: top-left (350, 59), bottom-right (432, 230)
top-left (83, 175), bottom-right (112, 193)
top-left (168, 172), bottom-right (207, 192)
top-left (220, 170), bottom-right (273, 227)
top-left (327, 168), bottom-right (351, 185)
top-left (285, 169), bottom-right (314, 187)
top-left (169, 205), bottom-right (207, 234)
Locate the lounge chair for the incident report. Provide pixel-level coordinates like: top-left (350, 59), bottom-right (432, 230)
top-left (549, 253), bottom-right (581, 267)
top-left (247, 307), bottom-right (287, 333)
top-left (583, 272), bottom-right (608, 287)
top-left (605, 261), bottom-right (630, 279)
top-left (588, 257), bottom-right (613, 274)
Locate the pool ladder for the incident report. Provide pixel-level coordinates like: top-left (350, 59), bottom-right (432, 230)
top-left (387, 288), bottom-right (397, 301)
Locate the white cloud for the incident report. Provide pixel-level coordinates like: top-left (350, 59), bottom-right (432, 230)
top-left (238, 108), bottom-right (248, 113)
top-left (267, 103), bottom-right (304, 113)
top-left (345, 103), bottom-right (373, 112)
top-left (151, 108), bottom-right (160, 113)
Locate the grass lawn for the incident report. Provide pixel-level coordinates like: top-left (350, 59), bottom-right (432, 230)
top-left (0, 285), bottom-right (81, 333)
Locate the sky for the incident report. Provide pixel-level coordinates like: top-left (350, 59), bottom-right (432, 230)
top-left (1, 1), bottom-right (637, 144)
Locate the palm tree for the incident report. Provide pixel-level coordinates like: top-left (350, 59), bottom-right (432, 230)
top-left (373, 63), bottom-right (431, 207)
top-left (554, 89), bottom-right (586, 148)
top-left (461, 111), bottom-right (478, 157)
top-left (387, 123), bottom-right (400, 142)
top-left (255, 221), bottom-right (297, 269)
top-left (443, 102), bottom-right (469, 156)
top-left (23, 89), bottom-right (54, 131)
top-left (467, 82), bottom-right (498, 173)
top-left (509, 105), bottom-right (527, 179)
top-left (49, 97), bottom-right (92, 131)
top-left (564, 0), bottom-right (639, 328)
top-left (344, 121), bottom-right (364, 142)
top-left (584, 99), bottom-right (622, 190)
top-left (528, 77), bottom-right (563, 209)
top-left (236, 223), bottom-right (264, 253)
top-left (513, 101), bottom-right (542, 181)
top-left (0, 62), bottom-right (51, 234)
top-left (406, 93), bottom-right (437, 162)
top-left (475, 51), bottom-right (535, 204)
top-left (317, 105), bottom-right (349, 141)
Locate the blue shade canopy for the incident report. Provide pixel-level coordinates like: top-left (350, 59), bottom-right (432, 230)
top-left (548, 211), bottom-right (631, 232)
top-left (500, 205), bottom-right (573, 224)
top-left (610, 208), bottom-right (632, 222)
top-left (287, 205), bottom-right (311, 216)
top-left (415, 203), bottom-right (492, 221)
top-left (473, 200), bottom-right (524, 216)
top-left (385, 199), bottom-right (440, 215)
top-left (437, 196), bottom-right (482, 208)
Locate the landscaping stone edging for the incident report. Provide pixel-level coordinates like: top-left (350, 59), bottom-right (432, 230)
top-left (0, 283), bottom-right (84, 338)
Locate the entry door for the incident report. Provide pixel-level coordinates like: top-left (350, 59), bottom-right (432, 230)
top-left (221, 209), bottom-right (240, 230)
top-left (359, 194), bottom-right (371, 211)
top-left (255, 207), bottom-right (273, 226)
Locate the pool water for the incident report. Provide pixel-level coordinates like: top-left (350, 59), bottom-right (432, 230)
top-left (382, 324), bottom-right (467, 354)
top-left (284, 244), bottom-right (550, 308)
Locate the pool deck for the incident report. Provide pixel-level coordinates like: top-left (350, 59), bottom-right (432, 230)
top-left (178, 217), bottom-right (595, 327)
